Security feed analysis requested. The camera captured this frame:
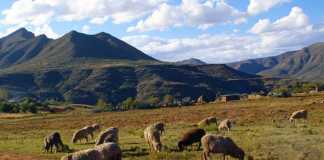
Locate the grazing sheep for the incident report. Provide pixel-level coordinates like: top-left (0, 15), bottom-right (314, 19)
top-left (61, 142), bottom-right (122, 160)
top-left (178, 128), bottom-right (206, 151)
top-left (92, 123), bottom-right (101, 131)
top-left (198, 116), bottom-right (217, 126)
top-left (43, 132), bottom-right (65, 153)
top-left (201, 134), bottom-right (245, 160)
top-left (218, 119), bottom-right (233, 132)
top-left (289, 110), bottom-right (308, 124)
top-left (85, 125), bottom-right (100, 139)
top-left (144, 122), bottom-right (165, 152)
top-left (96, 127), bottom-right (119, 146)
top-left (72, 127), bottom-right (91, 143)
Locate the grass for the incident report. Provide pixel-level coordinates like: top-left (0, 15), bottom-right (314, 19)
top-left (0, 94), bottom-right (324, 160)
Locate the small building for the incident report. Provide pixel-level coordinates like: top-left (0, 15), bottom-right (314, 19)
top-left (220, 94), bottom-right (240, 102)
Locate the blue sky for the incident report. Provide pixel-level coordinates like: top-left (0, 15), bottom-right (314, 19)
top-left (0, 0), bottom-right (323, 63)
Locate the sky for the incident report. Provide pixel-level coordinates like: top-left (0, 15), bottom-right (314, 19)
top-left (0, 0), bottom-right (323, 63)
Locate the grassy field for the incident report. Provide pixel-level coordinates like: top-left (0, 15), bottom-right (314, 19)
top-left (1, 94), bottom-right (324, 160)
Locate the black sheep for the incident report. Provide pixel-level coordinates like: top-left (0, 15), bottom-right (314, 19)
top-left (43, 131), bottom-right (65, 153)
top-left (178, 128), bottom-right (206, 151)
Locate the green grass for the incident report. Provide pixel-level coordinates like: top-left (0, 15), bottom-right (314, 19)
top-left (1, 94), bottom-right (324, 160)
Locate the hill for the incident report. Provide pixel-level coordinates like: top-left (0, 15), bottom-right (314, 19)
top-left (175, 58), bottom-right (207, 66)
top-left (229, 42), bottom-right (324, 81)
top-left (0, 28), bottom-right (268, 105)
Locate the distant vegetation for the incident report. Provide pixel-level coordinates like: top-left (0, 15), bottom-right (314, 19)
top-left (0, 98), bottom-right (48, 113)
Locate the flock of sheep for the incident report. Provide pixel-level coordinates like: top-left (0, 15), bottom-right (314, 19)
top-left (42, 109), bottom-right (308, 160)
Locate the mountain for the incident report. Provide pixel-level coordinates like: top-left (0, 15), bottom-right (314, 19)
top-left (0, 28), bottom-right (51, 68)
top-left (176, 58), bottom-right (207, 66)
top-left (229, 42), bottom-right (324, 81)
top-left (0, 28), bottom-right (269, 105)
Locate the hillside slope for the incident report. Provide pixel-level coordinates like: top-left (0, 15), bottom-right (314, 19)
top-left (229, 42), bottom-right (324, 81)
top-left (0, 29), bottom-right (268, 105)
top-left (0, 64), bottom-right (265, 105)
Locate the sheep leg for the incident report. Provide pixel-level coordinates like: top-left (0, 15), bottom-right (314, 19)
top-left (90, 132), bottom-right (94, 139)
top-left (197, 142), bottom-right (201, 151)
top-left (202, 151), bottom-right (210, 160)
top-left (54, 143), bottom-right (59, 153)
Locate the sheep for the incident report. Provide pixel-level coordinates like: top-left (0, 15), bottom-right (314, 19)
top-left (43, 132), bottom-right (65, 153)
top-left (218, 119), bottom-right (233, 132)
top-left (201, 134), bottom-right (245, 160)
top-left (144, 122), bottom-right (165, 152)
top-left (198, 116), bottom-right (217, 126)
top-left (96, 127), bottom-right (119, 146)
top-left (289, 109), bottom-right (308, 124)
top-left (178, 128), bottom-right (206, 151)
top-left (72, 126), bottom-right (92, 143)
top-left (92, 123), bottom-right (101, 131)
top-left (61, 142), bottom-right (122, 160)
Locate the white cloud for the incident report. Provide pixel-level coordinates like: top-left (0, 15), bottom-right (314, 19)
top-left (128, 0), bottom-right (246, 32)
top-left (250, 7), bottom-right (316, 50)
top-left (248, 0), bottom-right (291, 15)
top-left (123, 7), bottom-right (324, 63)
top-left (250, 7), bottom-right (309, 34)
top-left (0, 0), bottom-right (166, 37)
top-left (81, 25), bottom-right (91, 34)
top-left (33, 24), bottom-right (59, 38)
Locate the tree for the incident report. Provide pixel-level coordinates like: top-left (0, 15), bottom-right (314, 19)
top-left (96, 99), bottom-right (113, 111)
top-left (0, 102), bottom-right (13, 113)
top-left (0, 88), bottom-right (9, 101)
top-left (145, 96), bottom-right (160, 108)
top-left (163, 94), bottom-right (174, 107)
top-left (120, 97), bottom-right (135, 110)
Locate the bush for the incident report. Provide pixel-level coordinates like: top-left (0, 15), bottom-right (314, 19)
top-left (0, 102), bottom-right (13, 113)
top-left (269, 87), bottom-right (292, 97)
top-left (96, 99), bottom-right (113, 111)
top-left (120, 97), bottom-right (136, 111)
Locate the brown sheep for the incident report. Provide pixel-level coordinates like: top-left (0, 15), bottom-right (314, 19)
top-left (61, 142), bottom-right (122, 160)
top-left (43, 132), bottom-right (65, 153)
top-left (218, 119), bottom-right (233, 132)
top-left (289, 109), bottom-right (308, 124)
top-left (178, 128), bottom-right (206, 151)
top-left (201, 134), bottom-right (245, 160)
top-left (198, 116), bottom-right (217, 126)
top-left (96, 127), bottom-right (119, 146)
top-left (144, 122), bottom-right (165, 152)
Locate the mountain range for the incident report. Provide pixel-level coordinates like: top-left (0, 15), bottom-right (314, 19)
top-left (229, 43), bottom-right (324, 81)
top-left (0, 28), bottom-right (279, 105)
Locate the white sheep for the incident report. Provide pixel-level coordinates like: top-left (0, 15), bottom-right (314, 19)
top-left (218, 119), bottom-right (233, 132)
top-left (61, 142), bottom-right (121, 160)
top-left (144, 122), bottom-right (165, 152)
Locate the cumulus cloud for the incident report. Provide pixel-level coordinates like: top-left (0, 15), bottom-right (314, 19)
top-left (250, 7), bottom-right (309, 34)
top-left (123, 7), bottom-right (324, 63)
top-left (0, 0), bottom-right (165, 38)
top-left (123, 34), bottom-right (262, 63)
top-left (128, 0), bottom-right (246, 32)
top-left (249, 7), bottom-right (317, 50)
top-left (248, 0), bottom-right (291, 15)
